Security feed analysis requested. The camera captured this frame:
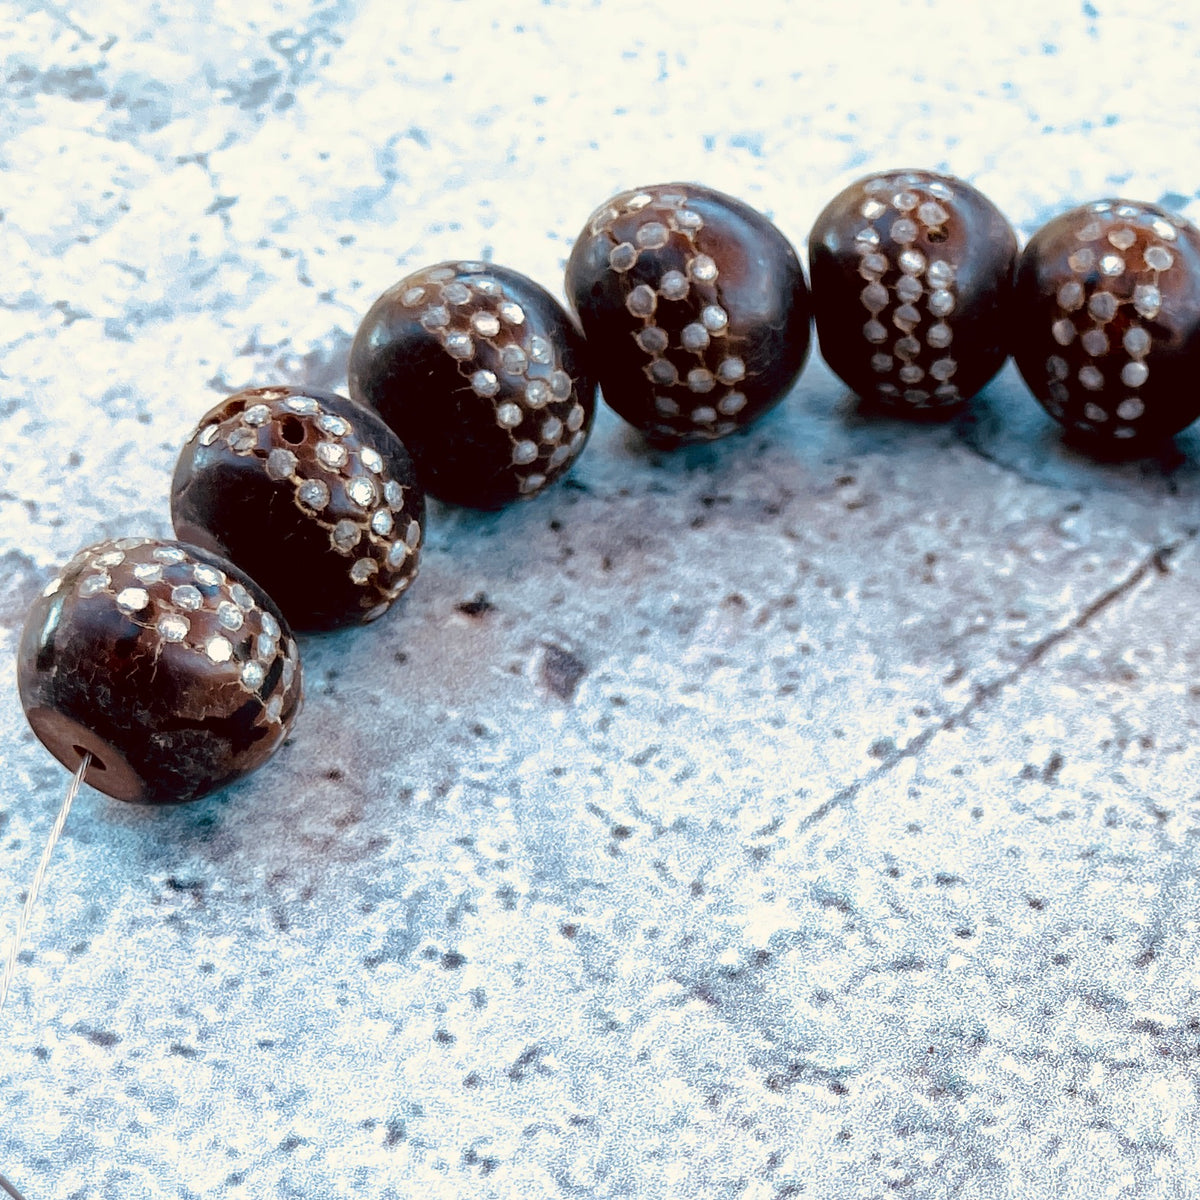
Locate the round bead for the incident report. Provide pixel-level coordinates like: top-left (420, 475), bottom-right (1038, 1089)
top-left (808, 169), bottom-right (1017, 411)
top-left (1012, 199), bottom-right (1200, 443)
top-left (171, 387), bottom-right (425, 633)
top-left (348, 262), bottom-right (595, 509)
top-left (565, 182), bottom-right (811, 443)
top-left (17, 538), bottom-right (303, 805)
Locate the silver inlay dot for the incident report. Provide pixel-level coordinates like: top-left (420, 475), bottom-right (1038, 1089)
top-left (350, 558), bottom-right (378, 584)
top-left (1124, 327), bottom-right (1152, 356)
top-left (231, 583), bottom-right (254, 611)
top-left (636, 221), bottom-right (670, 249)
top-left (348, 478), bottom-right (377, 508)
top-left (360, 447), bottom-right (384, 474)
top-left (501, 345), bottom-right (528, 374)
top-left (690, 254), bottom-right (718, 282)
top-left (927, 323), bottom-right (953, 349)
top-left (898, 250), bottom-right (925, 275)
top-left (442, 282), bottom-right (471, 305)
top-left (626, 285), bottom-right (657, 317)
top-left (529, 335), bottom-right (552, 364)
top-left (1117, 396), bottom-right (1145, 419)
top-left (333, 520), bottom-right (361, 552)
top-left (421, 305), bottom-right (450, 330)
top-left (687, 368), bottom-right (715, 393)
top-left (1080, 329), bottom-right (1109, 357)
top-left (928, 290), bottom-right (955, 317)
top-left (133, 563), bottom-right (163, 584)
top-left (895, 275), bottom-right (923, 303)
top-left (659, 271), bottom-right (689, 300)
top-left (471, 369), bottom-right (500, 397)
top-left (284, 396), bottom-right (319, 414)
top-left (206, 635), bottom-right (233, 663)
top-left (217, 601), bottom-right (244, 631)
top-left (154, 547), bottom-right (186, 564)
top-left (917, 201), bottom-right (949, 226)
top-left (861, 282), bottom-right (888, 312)
top-left (384, 480), bottom-right (404, 508)
top-left (701, 306), bottom-right (728, 332)
top-left (610, 243), bottom-right (638, 272)
top-left (445, 333), bottom-right (474, 360)
top-left (316, 442), bottom-right (348, 470)
top-left (472, 312), bottom-right (501, 338)
top-left (1058, 281), bottom-right (1085, 311)
top-left (1088, 291), bottom-right (1118, 322)
top-left (681, 323), bottom-right (709, 352)
top-left (890, 218), bottom-right (918, 243)
top-left (116, 587), bottom-right (149, 613)
top-left (172, 584), bottom-right (203, 610)
top-left (496, 403), bottom-right (523, 428)
top-left (317, 414), bottom-right (349, 436)
top-left (718, 391), bottom-right (747, 415)
top-left (243, 404), bottom-right (271, 426)
top-left (525, 379), bottom-right (551, 407)
top-left (1145, 245), bottom-right (1174, 271)
top-left (1133, 285), bottom-right (1162, 318)
top-left (298, 479), bottom-right (330, 510)
top-left (267, 448), bottom-right (298, 480)
top-left (717, 358), bottom-right (746, 384)
top-left (1052, 319), bottom-right (1077, 346)
top-left (1078, 365), bottom-right (1105, 390)
top-left (513, 440), bottom-right (539, 465)
top-left (499, 301), bottom-right (525, 325)
top-left (193, 565), bottom-right (223, 587)
top-left (157, 614), bottom-right (189, 643)
top-left (637, 326), bottom-right (669, 353)
top-left (567, 405), bottom-right (586, 432)
top-left (1121, 361), bottom-right (1149, 388)
top-left (864, 319), bottom-right (888, 344)
top-left (261, 612), bottom-right (280, 640)
top-left (541, 417), bottom-right (563, 442)
top-left (1099, 254), bottom-right (1125, 277)
top-left (241, 661), bottom-right (266, 690)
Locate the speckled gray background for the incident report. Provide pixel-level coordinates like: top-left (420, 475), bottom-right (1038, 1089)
top-left (3, 1), bottom-right (1200, 1196)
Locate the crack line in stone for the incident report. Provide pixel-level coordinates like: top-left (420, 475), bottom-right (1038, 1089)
top-left (794, 530), bottom-right (1197, 835)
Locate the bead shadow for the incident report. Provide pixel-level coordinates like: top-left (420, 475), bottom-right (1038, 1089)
top-left (957, 363), bottom-right (1200, 499)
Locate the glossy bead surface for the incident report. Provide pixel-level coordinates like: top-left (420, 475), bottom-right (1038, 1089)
top-left (172, 386), bottom-right (424, 632)
top-left (18, 537), bottom-right (303, 804)
top-left (1013, 199), bottom-right (1200, 443)
top-left (565, 182), bottom-right (811, 443)
top-left (348, 262), bottom-right (595, 509)
top-left (809, 169), bottom-right (1017, 410)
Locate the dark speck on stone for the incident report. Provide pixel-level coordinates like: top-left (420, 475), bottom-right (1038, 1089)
top-left (456, 593), bottom-right (493, 617)
top-left (540, 643), bottom-right (587, 700)
top-left (441, 950), bottom-right (467, 969)
top-left (78, 1027), bottom-right (120, 1048)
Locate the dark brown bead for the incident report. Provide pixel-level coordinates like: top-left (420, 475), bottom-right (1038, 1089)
top-left (565, 183), bottom-right (811, 443)
top-left (809, 169), bottom-right (1017, 410)
top-left (348, 262), bottom-right (595, 510)
top-left (1013, 199), bottom-right (1200, 443)
top-left (172, 386), bottom-right (424, 633)
top-left (17, 537), bottom-right (302, 805)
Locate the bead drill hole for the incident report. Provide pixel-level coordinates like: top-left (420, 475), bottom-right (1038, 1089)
top-left (72, 745), bottom-right (106, 772)
top-left (280, 417), bottom-right (305, 444)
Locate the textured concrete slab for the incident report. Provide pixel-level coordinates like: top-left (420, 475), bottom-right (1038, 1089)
top-left (3, 1), bottom-right (1200, 1196)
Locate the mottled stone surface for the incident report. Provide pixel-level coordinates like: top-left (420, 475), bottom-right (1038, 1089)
top-left (2, 2), bottom-right (1200, 1197)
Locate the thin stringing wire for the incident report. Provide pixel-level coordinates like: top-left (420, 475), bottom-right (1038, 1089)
top-left (0, 1174), bottom-right (29, 1200)
top-left (0, 752), bottom-right (90, 1015)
